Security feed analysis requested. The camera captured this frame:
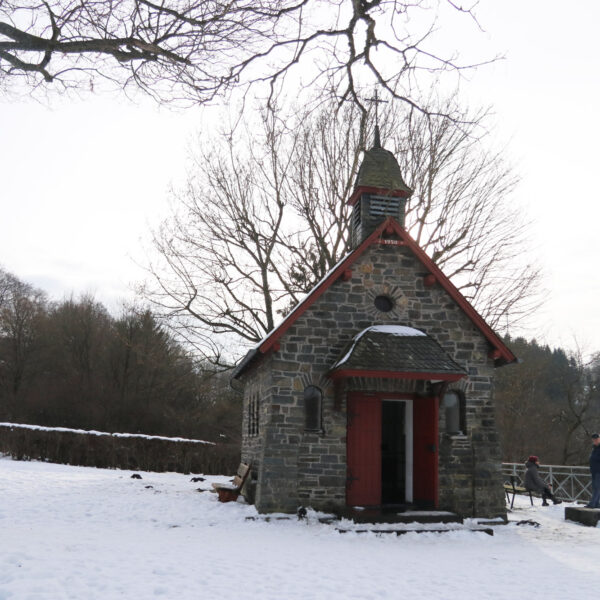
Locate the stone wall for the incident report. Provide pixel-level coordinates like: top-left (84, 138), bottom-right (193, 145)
top-left (242, 241), bottom-right (507, 518)
top-left (239, 353), bottom-right (272, 504)
top-left (438, 434), bottom-right (475, 516)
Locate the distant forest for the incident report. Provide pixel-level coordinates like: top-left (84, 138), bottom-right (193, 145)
top-left (495, 337), bottom-right (600, 465)
top-left (0, 268), bottom-right (241, 445)
top-left (1, 267), bottom-right (598, 465)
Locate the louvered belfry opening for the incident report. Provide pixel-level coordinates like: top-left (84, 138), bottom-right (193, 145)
top-left (351, 194), bottom-right (407, 248)
top-left (348, 125), bottom-right (413, 248)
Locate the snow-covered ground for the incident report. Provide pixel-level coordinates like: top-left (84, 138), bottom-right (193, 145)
top-left (1, 457), bottom-right (598, 600)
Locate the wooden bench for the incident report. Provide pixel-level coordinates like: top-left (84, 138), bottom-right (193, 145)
top-left (212, 462), bottom-right (252, 503)
top-left (504, 476), bottom-right (534, 509)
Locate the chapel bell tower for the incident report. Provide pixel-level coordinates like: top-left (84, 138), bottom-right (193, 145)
top-left (348, 125), bottom-right (413, 249)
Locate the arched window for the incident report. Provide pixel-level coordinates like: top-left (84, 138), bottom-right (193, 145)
top-left (442, 391), bottom-right (466, 435)
top-left (247, 392), bottom-right (259, 437)
top-left (304, 385), bottom-right (323, 431)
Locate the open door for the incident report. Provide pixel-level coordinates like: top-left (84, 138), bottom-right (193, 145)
top-left (412, 395), bottom-right (439, 508)
top-left (346, 394), bottom-right (381, 506)
top-left (347, 392), bottom-right (438, 508)
top-left (381, 399), bottom-right (413, 504)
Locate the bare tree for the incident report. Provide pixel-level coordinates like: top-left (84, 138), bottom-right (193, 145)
top-left (494, 337), bottom-right (561, 463)
top-left (142, 100), bottom-right (366, 364)
top-left (554, 350), bottom-right (600, 464)
top-left (1, 0), bottom-right (494, 107)
top-left (143, 96), bottom-right (542, 365)
top-left (390, 102), bottom-right (542, 330)
top-left (495, 337), bottom-right (600, 465)
top-left (0, 268), bottom-right (47, 416)
top-left (145, 109), bottom-right (299, 365)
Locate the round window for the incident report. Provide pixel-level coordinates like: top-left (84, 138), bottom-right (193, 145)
top-left (374, 295), bottom-right (394, 312)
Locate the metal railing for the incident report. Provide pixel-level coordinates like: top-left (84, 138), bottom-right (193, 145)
top-left (502, 462), bottom-right (591, 503)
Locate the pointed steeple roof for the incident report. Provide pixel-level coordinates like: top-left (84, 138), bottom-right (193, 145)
top-left (349, 126), bottom-right (412, 205)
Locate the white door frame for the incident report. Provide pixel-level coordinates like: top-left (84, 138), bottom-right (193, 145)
top-left (383, 398), bottom-right (413, 503)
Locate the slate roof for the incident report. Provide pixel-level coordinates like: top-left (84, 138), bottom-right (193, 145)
top-left (354, 146), bottom-right (412, 195)
top-left (329, 325), bottom-right (467, 378)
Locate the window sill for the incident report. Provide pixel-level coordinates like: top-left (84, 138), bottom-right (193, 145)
top-left (303, 428), bottom-right (324, 435)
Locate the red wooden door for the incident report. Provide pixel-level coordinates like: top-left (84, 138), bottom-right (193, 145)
top-left (346, 395), bottom-right (382, 506)
top-left (413, 396), bottom-right (439, 507)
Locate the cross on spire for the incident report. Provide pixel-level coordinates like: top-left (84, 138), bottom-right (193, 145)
top-left (366, 89), bottom-right (388, 148)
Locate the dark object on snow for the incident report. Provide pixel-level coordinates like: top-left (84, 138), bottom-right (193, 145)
top-left (190, 476), bottom-right (206, 482)
top-left (515, 519), bottom-right (540, 527)
top-left (212, 461), bottom-right (252, 502)
top-left (244, 515), bottom-right (291, 522)
top-left (297, 506), bottom-right (307, 520)
top-left (336, 527), bottom-right (494, 536)
top-left (131, 473), bottom-right (142, 479)
top-left (145, 485), bottom-right (153, 489)
top-left (565, 506), bottom-right (600, 527)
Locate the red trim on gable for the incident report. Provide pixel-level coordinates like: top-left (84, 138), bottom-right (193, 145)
top-left (381, 219), bottom-right (516, 365)
top-left (258, 222), bottom-right (392, 354)
top-left (348, 186), bottom-right (411, 206)
top-left (257, 216), bottom-right (516, 366)
top-left (329, 369), bottom-right (465, 382)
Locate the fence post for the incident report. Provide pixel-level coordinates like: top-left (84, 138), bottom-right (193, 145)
top-left (571, 470), bottom-right (574, 500)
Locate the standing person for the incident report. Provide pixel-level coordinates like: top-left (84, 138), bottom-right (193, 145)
top-left (524, 456), bottom-right (562, 506)
top-left (585, 433), bottom-right (600, 509)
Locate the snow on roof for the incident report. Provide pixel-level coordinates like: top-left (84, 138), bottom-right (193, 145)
top-left (363, 325), bottom-right (426, 337)
top-left (332, 325), bottom-right (426, 369)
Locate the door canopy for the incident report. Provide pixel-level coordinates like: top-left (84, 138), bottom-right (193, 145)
top-left (329, 325), bottom-right (467, 382)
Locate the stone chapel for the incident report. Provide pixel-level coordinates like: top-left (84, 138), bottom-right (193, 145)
top-left (231, 127), bottom-right (516, 518)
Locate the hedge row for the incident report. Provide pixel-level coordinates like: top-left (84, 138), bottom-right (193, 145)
top-left (0, 424), bottom-right (240, 474)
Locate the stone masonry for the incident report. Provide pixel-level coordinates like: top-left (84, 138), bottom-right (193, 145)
top-left (238, 241), bottom-right (507, 519)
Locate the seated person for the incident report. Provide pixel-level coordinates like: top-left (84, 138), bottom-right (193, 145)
top-left (524, 455), bottom-right (562, 506)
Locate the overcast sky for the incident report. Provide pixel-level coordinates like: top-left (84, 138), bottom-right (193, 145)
top-left (1, 0), bottom-right (599, 356)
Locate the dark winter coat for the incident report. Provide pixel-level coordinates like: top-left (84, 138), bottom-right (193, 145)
top-left (524, 461), bottom-right (548, 493)
top-left (590, 445), bottom-right (600, 475)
